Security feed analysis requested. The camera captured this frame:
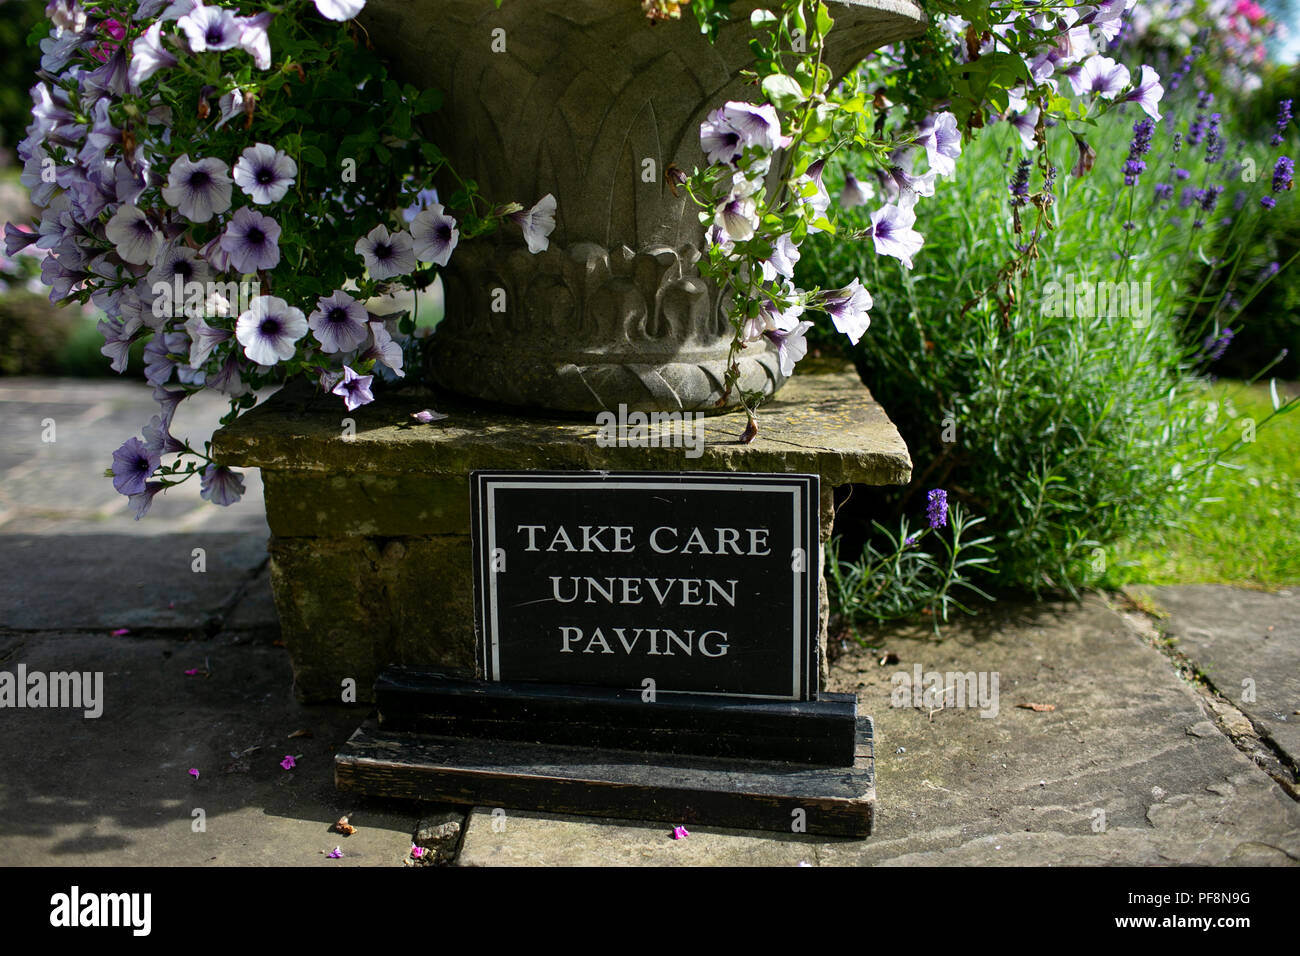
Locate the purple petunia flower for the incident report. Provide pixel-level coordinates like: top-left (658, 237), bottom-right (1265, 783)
top-left (820, 278), bottom-right (873, 345)
top-left (331, 365), bottom-right (375, 411)
top-left (129, 22), bottom-right (177, 89)
top-left (237, 12), bottom-right (273, 70)
top-left (201, 464), bottom-right (245, 506)
top-left (840, 172), bottom-right (873, 209)
top-left (105, 204), bottom-right (162, 266)
top-left (760, 233), bottom-right (800, 282)
top-left (232, 143), bottom-right (297, 205)
top-left (162, 154), bottom-right (232, 223)
top-left (1123, 64), bottom-right (1164, 121)
top-left (410, 203), bottom-right (459, 266)
top-left (509, 194), bottom-right (557, 254)
top-left (714, 193), bottom-right (757, 241)
top-left (360, 321), bottom-right (405, 377)
top-left (1071, 55), bottom-right (1129, 100)
top-left (111, 437), bottom-right (160, 496)
top-left (235, 295), bottom-right (307, 365)
top-left (926, 489), bottom-right (948, 529)
top-left (915, 111), bottom-right (962, 177)
top-left (308, 291), bottom-right (369, 353)
top-left (220, 207), bottom-right (282, 273)
top-left (869, 203), bottom-right (924, 269)
top-left (800, 159), bottom-right (832, 230)
top-left (763, 318), bottom-right (815, 377)
top-left (128, 482), bottom-right (165, 520)
top-left (354, 224), bottom-right (416, 279)
top-left (314, 0), bottom-right (366, 21)
top-left (700, 102), bottom-right (787, 166)
top-left (185, 314), bottom-right (232, 367)
top-left (143, 413), bottom-right (185, 456)
top-left (178, 3), bottom-right (242, 53)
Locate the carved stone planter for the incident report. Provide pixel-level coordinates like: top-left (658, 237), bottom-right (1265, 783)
top-left (359, 0), bottom-right (925, 412)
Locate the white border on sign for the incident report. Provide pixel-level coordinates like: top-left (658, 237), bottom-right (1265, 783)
top-left (482, 476), bottom-right (809, 700)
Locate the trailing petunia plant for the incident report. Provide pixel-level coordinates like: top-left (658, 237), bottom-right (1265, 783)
top-left (11, 0), bottom-right (555, 516)
top-left (667, 0), bottom-right (1188, 441)
top-left (12, 0), bottom-right (1224, 517)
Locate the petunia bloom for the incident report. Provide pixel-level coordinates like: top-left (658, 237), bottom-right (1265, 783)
top-left (915, 111), bottom-right (962, 177)
top-left (111, 436), bottom-right (160, 496)
top-left (331, 365), bottom-right (375, 411)
top-left (178, 3), bottom-right (242, 53)
top-left (354, 225), bottom-right (416, 280)
top-left (820, 278), bottom-right (873, 345)
top-left (105, 204), bottom-right (162, 265)
top-left (235, 295), bottom-right (307, 365)
top-left (220, 207), bottom-right (282, 273)
top-left (870, 204), bottom-right (924, 269)
top-left (201, 464), bottom-right (245, 506)
top-left (510, 194), bottom-right (557, 254)
top-left (308, 291), bottom-right (369, 353)
top-left (314, 0), bottom-right (366, 21)
top-left (233, 143), bottom-right (297, 205)
top-left (162, 155), bottom-right (232, 223)
top-left (411, 203), bottom-right (459, 266)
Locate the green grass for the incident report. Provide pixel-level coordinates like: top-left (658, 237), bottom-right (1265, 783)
top-left (1103, 379), bottom-right (1300, 589)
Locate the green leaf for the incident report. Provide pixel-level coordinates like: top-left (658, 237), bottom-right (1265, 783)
top-left (762, 73), bottom-right (804, 111)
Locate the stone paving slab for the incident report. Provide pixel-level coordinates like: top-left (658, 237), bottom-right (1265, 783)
top-left (0, 532), bottom-right (269, 633)
top-left (0, 377), bottom-right (270, 534)
top-left (0, 631), bottom-right (433, 866)
top-left (1128, 585), bottom-right (1300, 771)
top-left (458, 595), bottom-right (1300, 866)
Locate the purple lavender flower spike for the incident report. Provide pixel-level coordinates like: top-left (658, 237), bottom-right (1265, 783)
top-left (926, 489), bottom-right (948, 529)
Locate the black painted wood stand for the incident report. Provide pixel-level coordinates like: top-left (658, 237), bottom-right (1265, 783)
top-left (334, 669), bottom-right (877, 837)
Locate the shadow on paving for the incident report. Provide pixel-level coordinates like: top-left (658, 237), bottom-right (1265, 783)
top-left (0, 533), bottom-right (269, 635)
top-left (0, 631), bottom-right (433, 866)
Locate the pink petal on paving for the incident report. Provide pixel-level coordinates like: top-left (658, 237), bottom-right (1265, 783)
top-left (671, 825), bottom-right (689, 840)
top-left (280, 755), bottom-right (296, 770)
top-left (111, 628), bottom-right (130, 636)
top-left (188, 768), bottom-right (200, 779)
top-left (328, 846), bottom-right (343, 858)
top-left (184, 668), bottom-right (200, 676)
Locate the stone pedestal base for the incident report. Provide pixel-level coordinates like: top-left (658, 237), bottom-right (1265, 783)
top-left (212, 367), bottom-right (911, 702)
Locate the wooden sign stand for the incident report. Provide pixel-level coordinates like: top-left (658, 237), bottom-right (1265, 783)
top-left (335, 669), bottom-right (876, 837)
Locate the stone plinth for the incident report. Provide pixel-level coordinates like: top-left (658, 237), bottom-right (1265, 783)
top-left (212, 368), bottom-right (911, 701)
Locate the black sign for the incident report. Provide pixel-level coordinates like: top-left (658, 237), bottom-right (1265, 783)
top-left (470, 471), bottom-right (819, 700)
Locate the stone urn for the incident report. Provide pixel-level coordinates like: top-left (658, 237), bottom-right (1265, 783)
top-left (359, 0), bottom-right (925, 413)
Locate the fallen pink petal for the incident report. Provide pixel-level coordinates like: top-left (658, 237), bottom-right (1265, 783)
top-left (280, 755), bottom-right (296, 770)
top-left (188, 768), bottom-right (200, 779)
top-left (410, 844), bottom-right (425, 858)
top-left (671, 825), bottom-right (689, 840)
top-left (111, 628), bottom-right (130, 636)
top-left (411, 408), bottom-right (448, 424)
top-left (328, 846), bottom-right (343, 858)
top-left (184, 668), bottom-right (200, 676)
